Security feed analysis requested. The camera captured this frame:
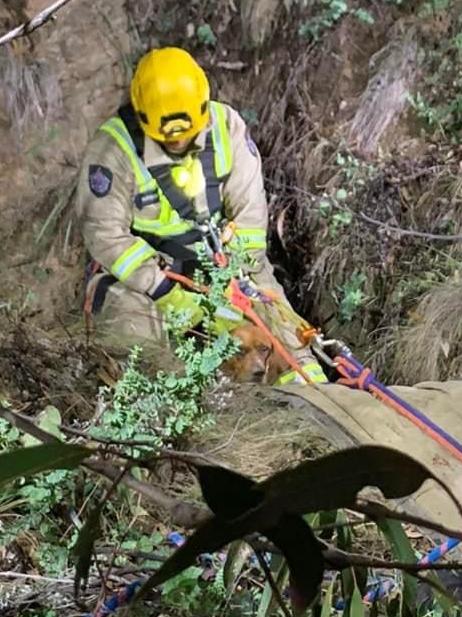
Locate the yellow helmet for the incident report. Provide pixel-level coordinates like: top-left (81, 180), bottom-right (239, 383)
top-left (130, 47), bottom-right (210, 142)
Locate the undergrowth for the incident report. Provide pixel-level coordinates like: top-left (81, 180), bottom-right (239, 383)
top-left (0, 249), bottom-right (242, 608)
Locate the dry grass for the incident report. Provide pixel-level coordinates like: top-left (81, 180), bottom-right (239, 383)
top-left (389, 277), bottom-right (462, 384)
top-left (348, 24), bottom-right (419, 156)
top-left (0, 45), bottom-right (62, 139)
top-left (197, 385), bottom-right (333, 479)
top-left (210, 5), bottom-right (462, 385)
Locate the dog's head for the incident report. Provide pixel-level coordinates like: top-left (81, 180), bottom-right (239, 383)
top-left (221, 324), bottom-right (289, 384)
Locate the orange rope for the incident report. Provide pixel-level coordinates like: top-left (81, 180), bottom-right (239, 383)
top-left (335, 355), bottom-right (462, 465)
top-left (165, 271), bottom-right (314, 385)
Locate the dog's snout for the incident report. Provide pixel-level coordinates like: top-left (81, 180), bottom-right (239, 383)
top-left (250, 368), bottom-right (266, 382)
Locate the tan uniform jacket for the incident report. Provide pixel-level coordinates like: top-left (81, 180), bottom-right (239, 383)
top-left (76, 103), bottom-right (268, 298)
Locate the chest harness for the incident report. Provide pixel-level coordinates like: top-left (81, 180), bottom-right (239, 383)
top-left (100, 100), bottom-right (233, 275)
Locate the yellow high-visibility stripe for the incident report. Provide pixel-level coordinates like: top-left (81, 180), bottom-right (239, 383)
top-left (132, 217), bottom-right (194, 236)
top-left (210, 102), bottom-right (233, 177)
top-left (100, 107), bottom-right (234, 250)
top-left (100, 119), bottom-right (155, 192)
top-left (110, 238), bottom-right (156, 281)
top-left (276, 362), bottom-right (328, 385)
top-left (230, 227), bottom-right (267, 251)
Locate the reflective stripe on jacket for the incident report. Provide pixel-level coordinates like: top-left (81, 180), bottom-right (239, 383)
top-left (76, 102), bottom-right (269, 297)
top-left (100, 101), bottom-right (232, 275)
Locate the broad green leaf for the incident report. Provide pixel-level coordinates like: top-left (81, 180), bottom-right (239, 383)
top-left (342, 567), bottom-right (356, 613)
top-left (350, 580), bottom-right (366, 617)
top-left (260, 446), bottom-right (458, 515)
top-left (73, 504), bottom-right (103, 595)
top-left (0, 443), bottom-right (91, 487)
top-left (134, 446), bottom-right (456, 608)
top-left (378, 519), bottom-right (417, 612)
top-left (256, 579), bottom-right (273, 617)
top-left (256, 554), bottom-right (290, 617)
top-left (321, 576), bottom-right (336, 617)
top-left (336, 509), bottom-right (352, 551)
top-left (267, 559), bottom-right (289, 616)
top-left (22, 406), bottom-right (63, 447)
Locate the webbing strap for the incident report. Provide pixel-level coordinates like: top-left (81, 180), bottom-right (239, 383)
top-left (148, 163), bottom-right (195, 220)
top-left (132, 229), bottom-right (201, 262)
top-left (198, 131), bottom-right (222, 219)
top-left (118, 103), bottom-right (144, 157)
top-left (335, 353), bottom-right (462, 464)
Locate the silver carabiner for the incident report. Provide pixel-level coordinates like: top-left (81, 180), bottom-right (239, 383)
top-left (311, 333), bottom-right (351, 367)
top-left (197, 218), bottom-right (224, 262)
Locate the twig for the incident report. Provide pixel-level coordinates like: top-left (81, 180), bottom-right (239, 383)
top-left (98, 491), bottom-right (142, 603)
top-left (312, 519), bottom-right (373, 533)
top-left (97, 548), bottom-right (167, 563)
top-left (0, 405), bottom-right (207, 528)
top-left (254, 550), bottom-right (293, 617)
top-left (0, 572), bottom-right (74, 584)
top-left (387, 165), bottom-right (449, 184)
top-left (215, 61), bottom-right (248, 71)
top-left (0, 0), bottom-right (74, 46)
top-left (322, 546), bottom-right (462, 573)
top-left (356, 210), bottom-right (462, 241)
top-left (62, 426), bottom-right (224, 469)
top-left (354, 499), bottom-right (462, 542)
top-left (61, 426), bottom-right (157, 448)
top-left (265, 177), bottom-right (462, 242)
top-left (206, 412), bottom-right (247, 454)
top-left (143, 448), bottom-right (227, 469)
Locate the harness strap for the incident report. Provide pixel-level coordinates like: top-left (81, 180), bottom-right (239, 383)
top-left (198, 130), bottom-right (222, 218)
top-left (132, 229), bottom-right (201, 262)
top-left (118, 103), bottom-right (144, 158)
top-left (335, 353), bottom-right (462, 464)
top-left (147, 163), bottom-right (195, 220)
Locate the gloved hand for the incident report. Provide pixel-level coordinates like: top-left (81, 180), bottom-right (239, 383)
top-left (212, 301), bottom-right (246, 334)
top-left (155, 283), bottom-right (205, 330)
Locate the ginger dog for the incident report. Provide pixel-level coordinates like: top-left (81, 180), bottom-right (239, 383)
top-left (222, 323), bottom-right (289, 384)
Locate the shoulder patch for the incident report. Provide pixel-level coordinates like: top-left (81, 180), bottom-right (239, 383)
top-left (88, 164), bottom-right (113, 197)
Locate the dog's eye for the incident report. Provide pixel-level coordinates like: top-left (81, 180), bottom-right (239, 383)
top-left (257, 344), bottom-right (271, 353)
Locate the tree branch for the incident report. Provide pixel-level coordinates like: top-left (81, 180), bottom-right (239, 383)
top-left (0, 405), bottom-right (209, 528)
top-left (0, 0), bottom-right (74, 46)
top-left (354, 499), bottom-right (462, 542)
top-left (266, 178), bottom-right (462, 242)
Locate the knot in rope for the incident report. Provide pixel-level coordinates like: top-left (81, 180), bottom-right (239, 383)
top-left (335, 355), bottom-right (374, 391)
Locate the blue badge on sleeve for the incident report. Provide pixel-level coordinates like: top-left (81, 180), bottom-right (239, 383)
top-left (245, 128), bottom-right (258, 157)
top-left (88, 165), bottom-right (113, 197)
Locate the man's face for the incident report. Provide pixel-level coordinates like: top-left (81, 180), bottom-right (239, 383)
top-left (163, 136), bottom-right (194, 155)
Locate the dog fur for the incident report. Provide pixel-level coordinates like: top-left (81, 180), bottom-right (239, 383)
top-left (222, 324), bottom-right (289, 384)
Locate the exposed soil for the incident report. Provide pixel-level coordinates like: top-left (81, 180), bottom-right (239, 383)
top-left (1, 0), bottom-right (461, 384)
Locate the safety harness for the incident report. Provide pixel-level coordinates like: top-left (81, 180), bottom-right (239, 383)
top-left (98, 101), bottom-right (265, 277)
